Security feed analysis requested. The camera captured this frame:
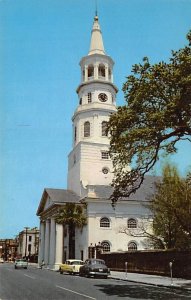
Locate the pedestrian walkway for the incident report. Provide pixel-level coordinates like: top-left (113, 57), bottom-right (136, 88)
top-left (110, 271), bottom-right (191, 291)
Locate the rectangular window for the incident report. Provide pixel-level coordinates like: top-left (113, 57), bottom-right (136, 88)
top-left (101, 151), bottom-right (109, 159)
top-left (29, 236), bottom-right (32, 242)
top-left (88, 93), bottom-right (92, 103)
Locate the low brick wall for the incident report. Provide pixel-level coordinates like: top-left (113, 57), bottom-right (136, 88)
top-left (99, 250), bottom-right (191, 279)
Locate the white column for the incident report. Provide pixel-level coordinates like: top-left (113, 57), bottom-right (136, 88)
top-left (94, 63), bottom-right (98, 80)
top-left (55, 223), bottom-right (63, 268)
top-left (38, 221), bottom-right (45, 264)
top-left (49, 218), bottom-right (56, 268)
top-left (85, 65), bottom-right (88, 82)
top-left (44, 219), bottom-right (50, 265)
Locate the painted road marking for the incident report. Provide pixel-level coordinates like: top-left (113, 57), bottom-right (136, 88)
top-left (56, 285), bottom-right (96, 299)
top-left (23, 274), bottom-right (35, 279)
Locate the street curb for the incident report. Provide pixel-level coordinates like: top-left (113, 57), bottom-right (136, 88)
top-left (109, 276), bottom-right (191, 292)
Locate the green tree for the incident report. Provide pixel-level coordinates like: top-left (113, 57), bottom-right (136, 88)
top-left (150, 165), bottom-right (191, 249)
top-left (108, 31), bottom-right (191, 205)
top-left (55, 203), bottom-right (87, 258)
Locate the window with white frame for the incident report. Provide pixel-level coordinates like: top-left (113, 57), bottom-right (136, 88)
top-left (84, 121), bottom-right (90, 137)
top-left (88, 92), bottom-right (92, 103)
top-left (127, 218), bottom-right (137, 228)
top-left (101, 151), bottom-right (109, 159)
top-left (101, 241), bottom-right (110, 253)
top-left (98, 64), bottom-right (105, 77)
top-left (101, 121), bottom-right (108, 136)
top-left (128, 242), bottom-right (137, 251)
top-left (100, 217), bottom-right (110, 228)
top-left (88, 64), bottom-right (94, 78)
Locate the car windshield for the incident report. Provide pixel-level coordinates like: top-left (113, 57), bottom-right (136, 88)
top-left (90, 260), bottom-right (105, 265)
top-left (16, 259), bottom-right (26, 262)
top-left (71, 261), bottom-right (83, 265)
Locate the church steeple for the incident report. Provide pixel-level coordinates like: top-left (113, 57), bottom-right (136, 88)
top-left (67, 14), bottom-right (118, 195)
top-left (88, 15), bottom-right (105, 55)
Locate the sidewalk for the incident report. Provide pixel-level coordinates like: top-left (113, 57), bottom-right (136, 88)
top-left (110, 271), bottom-right (191, 291)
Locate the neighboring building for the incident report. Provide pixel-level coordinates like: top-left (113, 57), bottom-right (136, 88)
top-left (0, 239), bottom-right (18, 261)
top-left (37, 14), bottom-right (156, 270)
top-left (17, 227), bottom-right (39, 260)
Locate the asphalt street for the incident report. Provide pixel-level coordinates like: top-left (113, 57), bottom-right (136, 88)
top-left (0, 263), bottom-right (190, 300)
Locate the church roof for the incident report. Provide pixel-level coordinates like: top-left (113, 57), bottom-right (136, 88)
top-left (88, 15), bottom-right (105, 55)
top-left (36, 188), bottom-right (80, 216)
top-left (37, 176), bottom-right (159, 216)
top-left (87, 176), bottom-right (160, 201)
top-left (45, 188), bottom-right (80, 203)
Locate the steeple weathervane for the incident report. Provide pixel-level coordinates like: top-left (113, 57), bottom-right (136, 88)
top-left (95, 0), bottom-right (98, 17)
top-left (88, 8), bottom-right (105, 55)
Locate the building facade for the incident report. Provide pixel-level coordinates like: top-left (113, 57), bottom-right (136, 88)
top-left (37, 14), bottom-right (155, 270)
top-left (17, 227), bottom-right (39, 260)
top-left (0, 239), bottom-right (18, 261)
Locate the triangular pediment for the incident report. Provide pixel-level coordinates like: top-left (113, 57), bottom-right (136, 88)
top-left (36, 188), bottom-right (80, 216)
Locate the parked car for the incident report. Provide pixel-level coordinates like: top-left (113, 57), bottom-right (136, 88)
top-left (14, 258), bottom-right (28, 269)
top-left (0, 258), bottom-right (4, 263)
top-left (59, 259), bottom-right (84, 275)
top-left (79, 259), bottom-right (110, 278)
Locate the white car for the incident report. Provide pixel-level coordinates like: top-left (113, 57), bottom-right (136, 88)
top-left (0, 258), bottom-right (4, 263)
top-left (14, 258), bottom-right (28, 269)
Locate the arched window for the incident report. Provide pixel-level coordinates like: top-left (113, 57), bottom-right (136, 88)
top-left (84, 121), bottom-right (90, 137)
top-left (102, 121), bottom-right (108, 136)
top-left (98, 64), bottom-right (105, 78)
top-left (127, 218), bottom-right (137, 228)
top-left (100, 217), bottom-right (110, 228)
top-left (101, 241), bottom-right (110, 253)
top-left (128, 242), bottom-right (137, 251)
top-left (88, 64), bottom-right (94, 78)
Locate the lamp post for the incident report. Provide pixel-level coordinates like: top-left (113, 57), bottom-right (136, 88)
top-left (94, 242), bottom-right (103, 259)
top-left (24, 227), bottom-right (29, 258)
top-left (88, 243), bottom-right (94, 259)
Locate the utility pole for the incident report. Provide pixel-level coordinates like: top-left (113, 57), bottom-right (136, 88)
top-left (24, 227), bottom-right (29, 258)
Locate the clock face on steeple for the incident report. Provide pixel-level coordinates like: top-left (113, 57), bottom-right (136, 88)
top-left (98, 93), bottom-right (108, 102)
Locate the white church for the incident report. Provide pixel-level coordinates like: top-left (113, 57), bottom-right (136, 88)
top-left (37, 14), bottom-right (156, 270)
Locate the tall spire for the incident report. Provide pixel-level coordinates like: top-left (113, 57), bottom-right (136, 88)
top-left (88, 15), bottom-right (105, 55)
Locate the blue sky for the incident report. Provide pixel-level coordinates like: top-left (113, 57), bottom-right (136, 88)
top-left (1, 0), bottom-right (191, 238)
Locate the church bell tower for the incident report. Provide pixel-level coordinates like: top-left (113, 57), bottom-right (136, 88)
top-left (67, 14), bottom-right (118, 196)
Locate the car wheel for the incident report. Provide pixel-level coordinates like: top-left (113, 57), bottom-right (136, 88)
top-left (103, 276), bottom-right (108, 279)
